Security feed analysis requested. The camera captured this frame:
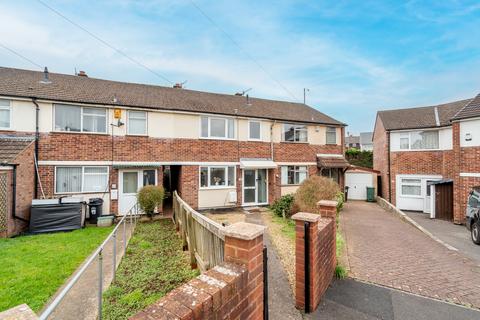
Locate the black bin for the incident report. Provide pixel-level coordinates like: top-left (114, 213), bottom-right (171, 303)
top-left (88, 198), bottom-right (103, 223)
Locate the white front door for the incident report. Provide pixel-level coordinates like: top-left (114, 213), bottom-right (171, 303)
top-left (119, 169), bottom-right (157, 214)
top-left (243, 169), bottom-right (268, 205)
top-left (424, 180), bottom-right (436, 214)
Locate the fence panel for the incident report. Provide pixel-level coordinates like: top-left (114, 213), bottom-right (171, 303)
top-left (172, 191), bottom-right (225, 272)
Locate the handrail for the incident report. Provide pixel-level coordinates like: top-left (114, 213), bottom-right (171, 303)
top-left (39, 203), bottom-right (139, 320)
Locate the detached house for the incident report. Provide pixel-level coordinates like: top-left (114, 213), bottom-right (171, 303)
top-left (0, 66), bottom-right (346, 231)
top-left (373, 96), bottom-right (480, 224)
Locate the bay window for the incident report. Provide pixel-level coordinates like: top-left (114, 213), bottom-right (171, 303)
top-left (201, 116), bottom-right (235, 139)
top-left (281, 166), bottom-right (308, 185)
top-left (54, 104), bottom-right (107, 133)
top-left (0, 99), bottom-right (11, 129)
top-left (200, 166), bottom-right (235, 188)
top-left (283, 124), bottom-right (308, 142)
top-left (55, 166), bottom-right (109, 193)
top-left (128, 110), bottom-right (147, 135)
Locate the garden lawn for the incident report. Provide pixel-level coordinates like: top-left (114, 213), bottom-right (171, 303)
top-left (102, 219), bottom-right (198, 320)
top-left (0, 226), bottom-right (113, 313)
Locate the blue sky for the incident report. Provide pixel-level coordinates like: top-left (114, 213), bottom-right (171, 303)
top-left (1, 0), bottom-right (480, 134)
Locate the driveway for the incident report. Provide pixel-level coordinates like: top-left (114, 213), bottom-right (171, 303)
top-left (342, 201), bottom-right (480, 309)
top-left (405, 211), bottom-right (480, 264)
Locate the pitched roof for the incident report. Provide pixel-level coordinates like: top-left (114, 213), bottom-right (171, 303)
top-left (317, 155), bottom-right (350, 168)
top-left (359, 132), bottom-right (373, 144)
top-left (345, 135), bottom-right (360, 144)
top-left (0, 135), bottom-right (34, 164)
top-left (452, 94), bottom-right (480, 121)
top-left (377, 99), bottom-right (472, 131)
top-left (0, 67), bottom-right (344, 126)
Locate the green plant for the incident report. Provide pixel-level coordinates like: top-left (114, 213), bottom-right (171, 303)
top-left (335, 191), bottom-right (345, 213)
top-left (294, 176), bottom-right (340, 214)
top-left (270, 194), bottom-right (295, 218)
top-left (335, 265), bottom-right (347, 279)
top-left (137, 185), bottom-right (165, 218)
top-left (345, 148), bottom-right (373, 168)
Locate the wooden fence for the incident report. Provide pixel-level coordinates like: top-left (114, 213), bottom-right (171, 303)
top-left (172, 191), bottom-right (225, 272)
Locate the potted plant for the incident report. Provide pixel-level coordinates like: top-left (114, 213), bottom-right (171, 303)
top-left (137, 185), bottom-right (165, 219)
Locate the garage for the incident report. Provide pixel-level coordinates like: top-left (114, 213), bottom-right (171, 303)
top-left (345, 167), bottom-right (378, 200)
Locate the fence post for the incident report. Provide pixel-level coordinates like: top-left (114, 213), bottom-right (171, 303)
top-left (123, 218), bottom-right (127, 256)
top-left (98, 249), bottom-right (103, 320)
top-left (113, 231), bottom-right (117, 282)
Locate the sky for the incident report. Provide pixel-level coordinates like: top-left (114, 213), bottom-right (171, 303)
top-left (1, 0), bottom-right (480, 134)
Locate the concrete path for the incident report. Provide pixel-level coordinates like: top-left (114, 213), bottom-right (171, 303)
top-left (405, 211), bottom-right (480, 263)
top-left (342, 201), bottom-right (480, 309)
top-left (307, 279), bottom-right (480, 320)
top-left (245, 211), bottom-right (302, 320)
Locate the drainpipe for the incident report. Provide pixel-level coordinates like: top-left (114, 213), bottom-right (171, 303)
top-left (270, 120), bottom-right (276, 160)
top-left (32, 98), bottom-right (40, 199)
top-left (387, 130), bottom-right (392, 203)
top-left (10, 164), bottom-right (28, 222)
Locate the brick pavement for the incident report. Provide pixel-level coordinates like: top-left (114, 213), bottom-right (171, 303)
top-left (342, 201), bottom-right (480, 309)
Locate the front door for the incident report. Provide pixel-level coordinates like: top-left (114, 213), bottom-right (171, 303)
top-left (243, 169), bottom-right (268, 205)
top-left (424, 180), bottom-right (436, 213)
top-left (119, 169), bottom-right (156, 214)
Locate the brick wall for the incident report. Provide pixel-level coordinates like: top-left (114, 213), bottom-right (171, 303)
top-left (292, 205), bottom-right (336, 313)
top-left (178, 166), bottom-right (199, 209)
top-left (373, 116), bottom-right (390, 200)
top-left (131, 222), bottom-right (266, 320)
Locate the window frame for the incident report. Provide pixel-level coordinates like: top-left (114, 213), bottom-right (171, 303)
top-left (282, 123), bottom-right (308, 143)
top-left (281, 165), bottom-right (308, 185)
top-left (127, 110), bottom-right (148, 136)
top-left (199, 166), bottom-right (236, 189)
top-left (55, 166), bottom-right (109, 194)
top-left (53, 104), bottom-right (108, 134)
top-left (0, 99), bottom-right (12, 130)
top-left (200, 116), bottom-right (235, 140)
top-left (398, 130), bottom-right (440, 151)
top-left (248, 120), bottom-right (262, 141)
top-left (400, 178), bottom-right (423, 198)
top-left (326, 127), bottom-right (337, 145)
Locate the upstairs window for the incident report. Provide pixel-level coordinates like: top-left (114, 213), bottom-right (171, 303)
top-left (281, 166), bottom-right (308, 185)
top-left (399, 130), bottom-right (439, 150)
top-left (249, 120), bottom-right (261, 140)
top-left (400, 134), bottom-right (409, 149)
top-left (54, 104), bottom-right (107, 133)
top-left (127, 110), bottom-right (147, 135)
top-left (283, 124), bottom-right (308, 142)
top-left (326, 127), bottom-right (337, 144)
top-left (201, 116), bottom-right (235, 139)
top-left (0, 99), bottom-right (11, 129)
top-left (200, 166), bottom-right (235, 188)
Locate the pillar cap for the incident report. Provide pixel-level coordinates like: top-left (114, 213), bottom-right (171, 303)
top-left (317, 200), bottom-right (338, 207)
top-left (291, 212), bottom-right (320, 222)
top-left (222, 222), bottom-right (265, 240)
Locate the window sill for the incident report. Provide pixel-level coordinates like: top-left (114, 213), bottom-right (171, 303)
top-left (199, 137), bottom-right (236, 141)
top-left (247, 138), bottom-right (263, 142)
top-left (280, 141), bottom-right (309, 144)
top-left (199, 186), bottom-right (236, 190)
top-left (51, 131), bottom-right (109, 136)
top-left (54, 191), bottom-right (109, 195)
top-left (281, 184), bottom-right (301, 187)
top-left (126, 134), bottom-right (149, 137)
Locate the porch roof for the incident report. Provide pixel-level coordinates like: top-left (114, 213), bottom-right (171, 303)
top-left (317, 154), bottom-right (350, 169)
top-left (239, 159), bottom-right (277, 169)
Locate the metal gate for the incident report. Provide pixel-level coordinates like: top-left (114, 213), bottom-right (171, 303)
top-left (263, 245), bottom-right (269, 320)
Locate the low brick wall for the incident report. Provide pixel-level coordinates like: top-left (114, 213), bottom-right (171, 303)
top-left (292, 202), bottom-right (337, 313)
top-left (130, 222), bottom-right (265, 320)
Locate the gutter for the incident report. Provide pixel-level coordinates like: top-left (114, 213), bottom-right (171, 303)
top-left (32, 98), bottom-right (40, 199)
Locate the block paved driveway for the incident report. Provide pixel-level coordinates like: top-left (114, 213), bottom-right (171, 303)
top-left (341, 201), bottom-right (480, 309)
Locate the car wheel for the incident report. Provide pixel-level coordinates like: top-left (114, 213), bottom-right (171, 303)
top-left (472, 221), bottom-right (480, 245)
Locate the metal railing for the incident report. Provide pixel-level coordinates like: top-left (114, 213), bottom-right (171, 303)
top-left (39, 204), bottom-right (140, 320)
top-left (173, 191), bottom-right (225, 272)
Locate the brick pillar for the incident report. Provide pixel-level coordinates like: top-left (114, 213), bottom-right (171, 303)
top-left (317, 200), bottom-right (337, 219)
top-left (223, 222), bottom-right (266, 319)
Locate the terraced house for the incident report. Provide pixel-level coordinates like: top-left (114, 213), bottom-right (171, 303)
top-left (0, 66), bottom-right (347, 235)
top-left (373, 96), bottom-right (480, 224)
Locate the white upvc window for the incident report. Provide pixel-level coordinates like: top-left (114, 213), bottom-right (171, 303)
top-left (400, 178), bottom-right (422, 197)
top-left (199, 166), bottom-right (236, 188)
top-left (0, 99), bottom-right (11, 130)
top-left (54, 104), bottom-right (107, 133)
top-left (282, 123), bottom-right (308, 142)
top-left (326, 127), bottom-right (337, 144)
top-left (55, 166), bottom-right (109, 193)
top-left (200, 116), bottom-right (235, 139)
top-left (281, 166), bottom-right (308, 185)
top-left (248, 120), bottom-right (261, 140)
top-left (400, 133), bottom-right (410, 150)
top-left (127, 110), bottom-right (147, 135)
top-left (399, 130), bottom-right (439, 150)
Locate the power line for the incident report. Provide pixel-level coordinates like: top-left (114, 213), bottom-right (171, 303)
top-left (188, 0), bottom-right (300, 102)
top-left (36, 0), bottom-right (174, 85)
top-left (0, 42), bottom-right (43, 69)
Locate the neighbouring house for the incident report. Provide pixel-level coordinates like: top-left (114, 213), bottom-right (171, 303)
top-left (0, 136), bottom-right (35, 237)
top-left (373, 97), bottom-right (480, 224)
top-left (345, 134), bottom-right (360, 149)
top-left (359, 132), bottom-right (373, 151)
top-left (0, 66), bottom-right (347, 231)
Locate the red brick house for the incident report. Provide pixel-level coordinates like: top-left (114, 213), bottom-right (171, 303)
top-left (0, 66), bottom-right (347, 224)
top-left (373, 96), bottom-right (480, 224)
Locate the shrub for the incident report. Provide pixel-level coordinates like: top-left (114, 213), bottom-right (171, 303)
top-left (294, 176), bottom-right (340, 214)
top-left (270, 194), bottom-right (295, 218)
top-left (137, 185), bottom-right (164, 218)
top-left (335, 191), bottom-right (345, 213)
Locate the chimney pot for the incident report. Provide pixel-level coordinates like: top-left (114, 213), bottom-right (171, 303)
top-left (78, 70), bottom-right (88, 77)
top-left (173, 83), bottom-right (183, 89)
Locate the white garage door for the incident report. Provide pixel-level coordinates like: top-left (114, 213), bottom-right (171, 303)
top-left (345, 172), bottom-right (374, 200)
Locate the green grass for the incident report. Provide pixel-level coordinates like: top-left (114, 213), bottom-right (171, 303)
top-left (102, 220), bottom-right (199, 320)
top-left (0, 226), bottom-right (113, 313)
top-left (271, 215), bottom-right (296, 240)
top-left (336, 232), bottom-right (345, 258)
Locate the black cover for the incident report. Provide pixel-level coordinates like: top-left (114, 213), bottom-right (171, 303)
top-left (29, 203), bottom-right (84, 234)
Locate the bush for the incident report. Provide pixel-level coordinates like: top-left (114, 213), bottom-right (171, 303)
top-left (335, 191), bottom-right (345, 213)
top-left (294, 176), bottom-right (340, 214)
top-left (137, 185), bottom-right (164, 217)
top-left (270, 194), bottom-right (295, 218)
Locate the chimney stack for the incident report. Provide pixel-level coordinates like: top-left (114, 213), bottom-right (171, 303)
top-left (40, 67), bottom-right (52, 84)
top-left (77, 70), bottom-right (88, 77)
top-left (173, 83), bottom-right (183, 89)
